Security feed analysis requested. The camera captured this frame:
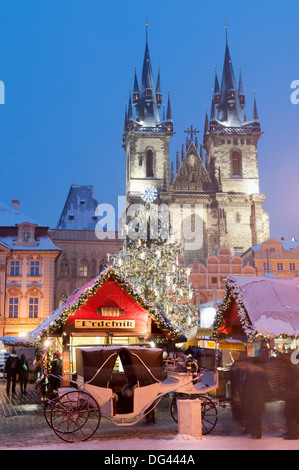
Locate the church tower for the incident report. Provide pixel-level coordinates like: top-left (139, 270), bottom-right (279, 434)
top-left (202, 27), bottom-right (269, 256)
top-left (122, 23), bottom-right (174, 206)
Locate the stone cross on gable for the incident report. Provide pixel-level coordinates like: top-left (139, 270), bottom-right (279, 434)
top-left (184, 125), bottom-right (199, 141)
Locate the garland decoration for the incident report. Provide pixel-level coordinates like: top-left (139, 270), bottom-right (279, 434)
top-left (27, 267), bottom-right (186, 346)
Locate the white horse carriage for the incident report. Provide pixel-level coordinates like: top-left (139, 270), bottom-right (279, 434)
top-left (44, 346), bottom-right (219, 443)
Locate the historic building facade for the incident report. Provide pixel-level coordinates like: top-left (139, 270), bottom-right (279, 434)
top-left (187, 244), bottom-right (255, 306)
top-left (122, 26), bottom-right (270, 265)
top-left (0, 200), bottom-right (61, 337)
top-left (241, 238), bottom-right (299, 277)
top-left (52, 185), bottom-right (122, 308)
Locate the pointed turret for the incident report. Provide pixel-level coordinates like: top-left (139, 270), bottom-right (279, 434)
top-left (217, 25), bottom-right (244, 126)
top-left (238, 66), bottom-right (246, 109)
top-left (252, 90), bottom-right (261, 132)
top-left (127, 91), bottom-right (133, 131)
top-left (213, 66), bottom-right (221, 107)
top-left (135, 22), bottom-right (160, 127)
top-left (164, 90), bottom-right (173, 132)
top-left (156, 64), bottom-right (162, 109)
top-left (133, 66), bottom-right (139, 108)
top-left (123, 102), bottom-right (128, 133)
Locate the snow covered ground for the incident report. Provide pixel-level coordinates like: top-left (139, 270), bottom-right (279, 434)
top-left (2, 433), bottom-right (299, 451)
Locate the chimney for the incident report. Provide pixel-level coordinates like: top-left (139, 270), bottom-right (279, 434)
top-left (12, 200), bottom-right (20, 212)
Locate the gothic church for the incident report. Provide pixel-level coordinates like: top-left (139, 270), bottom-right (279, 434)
top-left (122, 25), bottom-right (269, 265)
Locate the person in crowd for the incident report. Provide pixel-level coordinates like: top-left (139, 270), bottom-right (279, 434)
top-left (46, 352), bottom-right (63, 398)
top-left (279, 352), bottom-right (299, 440)
top-left (242, 356), bottom-right (268, 439)
top-left (4, 348), bottom-right (19, 395)
top-left (18, 354), bottom-right (29, 394)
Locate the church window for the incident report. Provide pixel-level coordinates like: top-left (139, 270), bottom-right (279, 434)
top-left (60, 258), bottom-right (69, 277)
top-left (79, 259), bottom-right (88, 277)
top-left (146, 150), bottom-right (154, 177)
top-left (232, 150), bottom-right (242, 176)
top-left (58, 294), bottom-right (67, 307)
top-left (236, 213), bottom-right (241, 223)
top-left (139, 156), bottom-right (142, 166)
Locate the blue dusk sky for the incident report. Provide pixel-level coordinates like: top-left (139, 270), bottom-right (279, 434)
top-left (0, 0), bottom-right (298, 240)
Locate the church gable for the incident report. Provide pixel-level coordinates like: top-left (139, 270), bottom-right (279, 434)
top-left (172, 140), bottom-right (214, 191)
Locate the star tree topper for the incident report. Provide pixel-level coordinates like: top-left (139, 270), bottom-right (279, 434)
top-left (141, 185), bottom-right (158, 204)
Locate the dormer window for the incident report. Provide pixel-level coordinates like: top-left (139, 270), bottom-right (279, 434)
top-left (22, 231), bottom-right (30, 242)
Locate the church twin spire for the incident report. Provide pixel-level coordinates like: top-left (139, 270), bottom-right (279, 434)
top-left (205, 26), bottom-right (261, 136)
top-left (123, 23), bottom-right (173, 134)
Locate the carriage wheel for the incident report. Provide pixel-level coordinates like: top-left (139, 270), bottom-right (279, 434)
top-left (44, 390), bottom-right (60, 427)
top-left (50, 390), bottom-right (101, 443)
top-left (170, 393), bottom-right (218, 435)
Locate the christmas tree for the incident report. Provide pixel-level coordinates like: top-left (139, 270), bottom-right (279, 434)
top-left (109, 202), bottom-right (196, 334)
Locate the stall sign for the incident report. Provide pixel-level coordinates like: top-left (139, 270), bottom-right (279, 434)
top-left (218, 340), bottom-right (245, 351)
top-left (75, 319), bottom-right (135, 329)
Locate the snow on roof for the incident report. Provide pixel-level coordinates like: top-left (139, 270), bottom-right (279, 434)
top-left (0, 235), bottom-right (61, 251)
top-left (0, 201), bottom-right (38, 226)
top-left (56, 185), bottom-right (100, 230)
top-left (26, 267), bottom-right (186, 344)
top-left (214, 275), bottom-right (299, 339)
top-left (250, 239), bottom-right (299, 253)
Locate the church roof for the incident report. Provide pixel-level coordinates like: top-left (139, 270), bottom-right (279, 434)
top-left (56, 185), bottom-right (100, 230)
top-left (172, 139), bottom-right (215, 191)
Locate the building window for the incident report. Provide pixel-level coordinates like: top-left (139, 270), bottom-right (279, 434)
top-left (29, 297), bottom-right (39, 318)
top-left (30, 260), bottom-right (40, 276)
top-left (60, 259), bottom-right (69, 277)
top-left (232, 151), bottom-right (242, 176)
top-left (146, 150), bottom-right (154, 177)
top-left (79, 259), bottom-right (88, 277)
top-left (290, 262), bottom-right (296, 271)
top-left (277, 262), bottom-right (284, 271)
top-left (22, 231), bottom-right (30, 241)
top-left (10, 260), bottom-right (20, 276)
top-left (236, 213), bottom-right (241, 223)
top-left (9, 298), bottom-right (19, 318)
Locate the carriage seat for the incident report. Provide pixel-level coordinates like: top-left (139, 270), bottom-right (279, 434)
top-left (193, 370), bottom-right (218, 393)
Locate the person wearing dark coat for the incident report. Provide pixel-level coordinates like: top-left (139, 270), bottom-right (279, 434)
top-left (18, 354), bottom-right (29, 394)
top-left (242, 356), bottom-right (268, 439)
top-left (5, 348), bottom-right (19, 395)
top-left (46, 352), bottom-right (63, 398)
top-left (280, 353), bottom-right (299, 440)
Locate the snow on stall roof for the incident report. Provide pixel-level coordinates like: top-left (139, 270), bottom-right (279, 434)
top-left (227, 275), bottom-right (299, 337)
